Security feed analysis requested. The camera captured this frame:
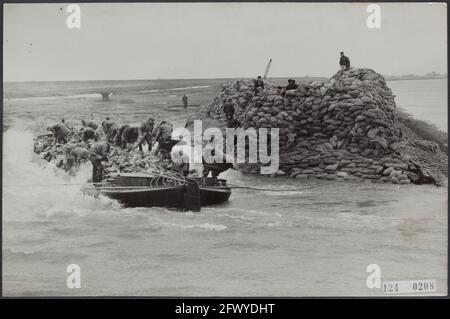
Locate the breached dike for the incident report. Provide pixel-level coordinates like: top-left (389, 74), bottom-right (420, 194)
top-left (205, 68), bottom-right (448, 185)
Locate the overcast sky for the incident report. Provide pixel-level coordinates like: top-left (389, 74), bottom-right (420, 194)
top-left (3, 2), bottom-right (447, 82)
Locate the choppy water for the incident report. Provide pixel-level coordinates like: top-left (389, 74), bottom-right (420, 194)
top-left (2, 78), bottom-right (448, 296)
top-left (3, 127), bottom-right (447, 296)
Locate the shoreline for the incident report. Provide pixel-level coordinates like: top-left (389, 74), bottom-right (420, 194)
top-left (386, 76), bottom-right (447, 82)
top-left (395, 107), bottom-right (448, 153)
top-left (4, 76), bottom-right (446, 100)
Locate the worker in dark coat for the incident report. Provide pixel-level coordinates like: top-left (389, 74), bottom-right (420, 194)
top-left (134, 117), bottom-right (155, 152)
top-left (223, 99), bottom-right (235, 128)
top-left (47, 122), bottom-right (73, 144)
top-left (339, 52), bottom-right (350, 70)
top-left (114, 124), bottom-right (127, 147)
top-left (119, 125), bottom-right (139, 149)
top-left (253, 76), bottom-right (264, 94)
top-left (90, 141), bottom-right (110, 183)
top-left (81, 119), bottom-right (98, 130)
top-left (101, 118), bottom-right (120, 143)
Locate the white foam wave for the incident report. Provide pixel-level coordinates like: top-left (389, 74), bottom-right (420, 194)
top-left (2, 127), bottom-right (116, 221)
top-left (160, 222), bottom-right (227, 231)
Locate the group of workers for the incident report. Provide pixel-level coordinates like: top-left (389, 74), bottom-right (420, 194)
top-left (46, 117), bottom-right (177, 182)
top-left (45, 115), bottom-right (235, 183)
top-left (100, 117), bottom-right (174, 155)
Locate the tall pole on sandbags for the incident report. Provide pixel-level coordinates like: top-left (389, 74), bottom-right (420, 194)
top-left (263, 58), bottom-right (272, 80)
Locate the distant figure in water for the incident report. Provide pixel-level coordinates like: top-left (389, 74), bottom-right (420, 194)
top-left (339, 51), bottom-right (350, 70)
top-left (182, 94), bottom-right (188, 109)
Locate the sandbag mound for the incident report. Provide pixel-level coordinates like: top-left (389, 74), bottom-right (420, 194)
top-left (205, 68), bottom-right (447, 185)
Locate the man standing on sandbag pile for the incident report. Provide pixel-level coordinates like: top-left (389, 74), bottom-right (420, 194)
top-left (90, 141), bottom-right (110, 183)
top-left (47, 120), bottom-right (73, 144)
top-left (153, 120), bottom-right (174, 159)
top-left (134, 116), bottom-right (155, 152)
top-left (339, 51), bottom-right (350, 70)
top-left (101, 117), bottom-right (120, 144)
top-left (182, 94), bottom-right (188, 109)
top-left (223, 98), bottom-right (235, 128)
top-left (253, 76), bottom-right (264, 94)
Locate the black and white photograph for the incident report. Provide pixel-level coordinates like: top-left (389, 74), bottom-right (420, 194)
top-left (2, 2), bottom-right (448, 300)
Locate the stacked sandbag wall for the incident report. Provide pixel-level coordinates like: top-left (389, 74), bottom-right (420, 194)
top-left (205, 68), bottom-right (447, 185)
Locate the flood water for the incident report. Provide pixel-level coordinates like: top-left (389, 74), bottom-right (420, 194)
top-left (389, 78), bottom-right (448, 132)
top-left (2, 79), bottom-right (448, 296)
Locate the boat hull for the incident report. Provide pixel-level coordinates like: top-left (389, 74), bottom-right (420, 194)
top-left (99, 186), bottom-right (186, 208)
top-left (200, 186), bottom-right (231, 206)
top-left (86, 180), bottom-right (232, 209)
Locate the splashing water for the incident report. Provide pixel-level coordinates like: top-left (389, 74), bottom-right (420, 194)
top-left (2, 127), bottom-right (118, 222)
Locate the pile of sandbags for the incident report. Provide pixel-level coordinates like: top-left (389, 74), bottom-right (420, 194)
top-left (205, 68), bottom-right (447, 185)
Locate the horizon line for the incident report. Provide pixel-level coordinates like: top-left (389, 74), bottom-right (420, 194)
top-left (3, 72), bottom-right (447, 84)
